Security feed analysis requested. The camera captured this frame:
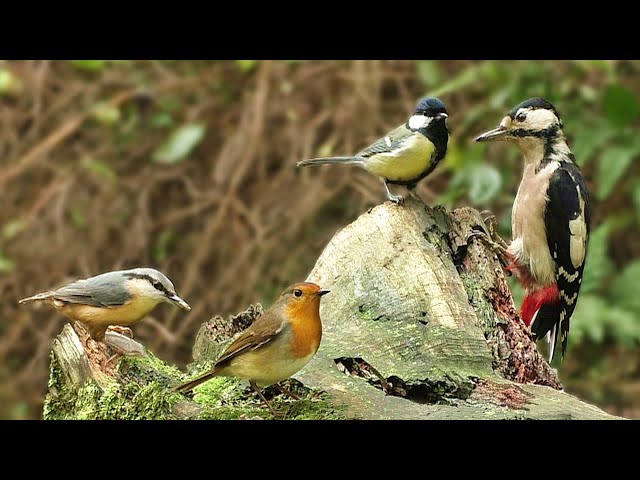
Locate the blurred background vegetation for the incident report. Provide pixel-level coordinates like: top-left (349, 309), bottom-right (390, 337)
top-left (0, 60), bottom-right (638, 420)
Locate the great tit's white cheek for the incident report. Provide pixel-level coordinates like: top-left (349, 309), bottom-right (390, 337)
top-left (408, 114), bottom-right (431, 130)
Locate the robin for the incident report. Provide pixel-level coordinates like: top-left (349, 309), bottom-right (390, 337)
top-left (19, 267), bottom-right (191, 348)
top-left (175, 281), bottom-right (330, 413)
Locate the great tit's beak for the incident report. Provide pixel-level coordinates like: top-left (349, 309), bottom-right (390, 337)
top-left (475, 126), bottom-right (507, 142)
top-left (437, 112), bottom-right (448, 119)
top-left (317, 290), bottom-right (331, 297)
top-left (167, 293), bottom-right (191, 311)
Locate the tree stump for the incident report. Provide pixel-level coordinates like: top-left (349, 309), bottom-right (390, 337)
top-left (44, 198), bottom-right (621, 420)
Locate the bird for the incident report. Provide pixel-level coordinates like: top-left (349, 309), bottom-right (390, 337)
top-left (19, 267), bottom-right (191, 344)
top-left (475, 97), bottom-right (591, 362)
top-left (297, 97), bottom-right (449, 204)
top-left (175, 281), bottom-right (329, 413)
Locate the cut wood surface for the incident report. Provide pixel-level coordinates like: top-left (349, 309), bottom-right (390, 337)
top-left (44, 198), bottom-right (621, 420)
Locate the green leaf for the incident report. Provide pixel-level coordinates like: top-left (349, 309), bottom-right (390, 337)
top-left (235, 60), bottom-right (257, 73)
top-left (609, 262), bottom-right (640, 313)
top-left (69, 207), bottom-right (87, 229)
top-left (569, 121), bottom-right (615, 167)
top-left (603, 84), bottom-right (640, 127)
top-left (603, 306), bottom-right (640, 346)
top-left (152, 123), bottom-right (206, 165)
top-left (70, 60), bottom-right (106, 72)
top-left (81, 158), bottom-right (118, 183)
top-left (570, 294), bottom-right (608, 344)
top-left (152, 230), bottom-right (177, 262)
top-left (0, 69), bottom-right (12, 93)
top-left (0, 250), bottom-right (14, 272)
top-left (596, 146), bottom-right (635, 200)
top-left (2, 220), bottom-right (25, 240)
top-left (91, 102), bottom-right (121, 126)
top-left (633, 181), bottom-right (640, 219)
top-left (466, 164), bottom-right (503, 205)
top-left (150, 112), bottom-right (174, 128)
top-left (416, 61), bottom-right (441, 87)
top-left (580, 221), bottom-right (614, 295)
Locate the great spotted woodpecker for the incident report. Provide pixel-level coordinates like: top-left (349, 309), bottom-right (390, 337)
top-left (475, 98), bottom-right (591, 362)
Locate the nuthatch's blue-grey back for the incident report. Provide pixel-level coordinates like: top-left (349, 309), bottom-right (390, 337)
top-left (19, 267), bottom-right (191, 342)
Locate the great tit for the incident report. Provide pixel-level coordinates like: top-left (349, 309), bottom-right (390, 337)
top-left (297, 97), bottom-right (449, 203)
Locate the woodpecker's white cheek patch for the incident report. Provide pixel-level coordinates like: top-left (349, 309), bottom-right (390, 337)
top-left (523, 108), bottom-right (559, 131)
top-left (408, 114), bottom-right (430, 130)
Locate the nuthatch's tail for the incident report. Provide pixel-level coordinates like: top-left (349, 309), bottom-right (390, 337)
top-left (174, 367), bottom-right (222, 393)
top-left (297, 156), bottom-right (365, 167)
top-left (18, 292), bottom-right (55, 304)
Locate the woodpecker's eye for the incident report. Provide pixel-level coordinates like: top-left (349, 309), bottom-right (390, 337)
top-left (516, 112), bottom-right (527, 122)
top-left (293, 289), bottom-right (303, 298)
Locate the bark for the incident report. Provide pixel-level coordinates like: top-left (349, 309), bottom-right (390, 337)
top-left (44, 198), bottom-right (621, 420)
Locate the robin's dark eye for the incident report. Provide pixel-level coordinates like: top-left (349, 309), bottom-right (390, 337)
top-left (293, 289), bottom-right (303, 298)
top-left (516, 112), bottom-right (527, 122)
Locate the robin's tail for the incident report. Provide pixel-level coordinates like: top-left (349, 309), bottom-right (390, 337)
top-left (18, 291), bottom-right (54, 304)
top-left (174, 367), bottom-right (222, 393)
top-left (297, 156), bottom-right (365, 167)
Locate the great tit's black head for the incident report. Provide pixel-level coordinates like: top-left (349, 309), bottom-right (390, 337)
top-left (414, 97), bottom-right (448, 117)
top-left (409, 97), bottom-right (448, 130)
top-left (475, 97), bottom-right (563, 143)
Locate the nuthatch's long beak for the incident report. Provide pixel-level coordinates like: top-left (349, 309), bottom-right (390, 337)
top-left (317, 290), bottom-right (330, 296)
top-left (167, 293), bottom-right (191, 311)
top-left (475, 126), bottom-right (507, 142)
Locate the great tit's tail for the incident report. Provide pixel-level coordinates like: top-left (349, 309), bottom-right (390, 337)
top-left (174, 367), bottom-right (222, 393)
top-left (297, 156), bottom-right (365, 167)
top-left (18, 292), bottom-right (54, 304)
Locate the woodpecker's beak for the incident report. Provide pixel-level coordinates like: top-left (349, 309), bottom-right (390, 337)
top-left (317, 290), bottom-right (331, 297)
top-left (167, 293), bottom-right (191, 311)
top-left (475, 126), bottom-right (507, 142)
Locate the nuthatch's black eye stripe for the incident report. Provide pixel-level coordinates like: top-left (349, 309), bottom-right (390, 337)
top-left (124, 272), bottom-right (171, 295)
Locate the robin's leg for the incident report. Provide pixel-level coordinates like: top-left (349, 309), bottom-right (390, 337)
top-left (381, 178), bottom-right (404, 204)
top-left (274, 383), bottom-right (301, 400)
top-left (250, 382), bottom-right (278, 417)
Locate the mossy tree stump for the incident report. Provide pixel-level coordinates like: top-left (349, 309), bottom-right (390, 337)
top-left (44, 198), bottom-right (621, 420)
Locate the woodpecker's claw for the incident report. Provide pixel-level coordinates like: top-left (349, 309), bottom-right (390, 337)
top-left (467, 230), bottom-right (511, 271)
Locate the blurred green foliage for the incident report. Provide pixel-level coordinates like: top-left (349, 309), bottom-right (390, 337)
top-left (416, 60), bottom-right (639, 410)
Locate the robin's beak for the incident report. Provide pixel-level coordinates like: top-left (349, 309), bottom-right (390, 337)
top-left (317, 290), bottom-right (331, 296)
top-left (167, 293), bottom-right (191, 311)
top-left (475, 125), bottom-right (508, 142)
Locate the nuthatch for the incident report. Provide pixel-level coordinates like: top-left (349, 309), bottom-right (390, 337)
top-left (19, 267), bottom-right (191, 343)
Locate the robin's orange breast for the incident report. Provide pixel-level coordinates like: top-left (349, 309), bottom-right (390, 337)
top-left (285, 298), bottom-right (323, 359)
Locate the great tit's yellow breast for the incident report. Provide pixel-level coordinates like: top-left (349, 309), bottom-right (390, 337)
top-left (365, 134), bottom-right (435, 181)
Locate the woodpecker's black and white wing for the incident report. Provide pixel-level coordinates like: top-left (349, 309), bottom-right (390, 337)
top-left (532, 162), bottom-right (590, 361)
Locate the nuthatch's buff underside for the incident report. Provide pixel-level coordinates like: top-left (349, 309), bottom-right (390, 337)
top-left (175, 282), bottom-right (329, 414)
top-left (297, 97), bottom-right (449, 204)
top-left (475, 97), bottom-right (590, 362)
top-left (19, 267), bottom-right (191, 343)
